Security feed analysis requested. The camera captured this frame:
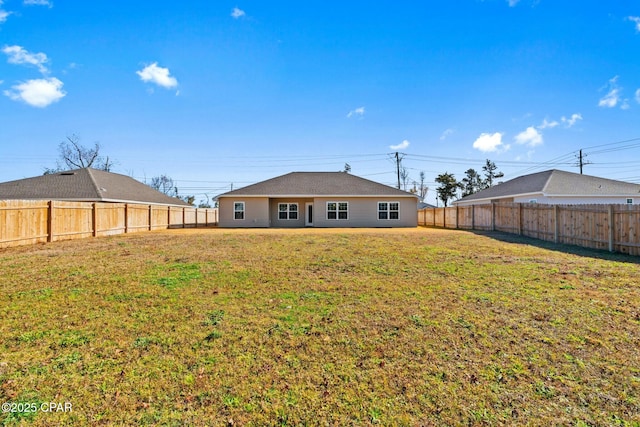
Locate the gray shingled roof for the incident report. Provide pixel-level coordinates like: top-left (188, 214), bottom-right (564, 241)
top-left (457, 169), bottom-right (640, 203)
top-left (0, 168), bottom-right (190, 206)
top-left (218, 172), bottom-right (418, 198)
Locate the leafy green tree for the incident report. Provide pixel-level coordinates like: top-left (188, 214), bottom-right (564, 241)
top-left (435, 172), bottom-right (461, 207)
top-left (482, 159), bottom-right (504, 188)
top-left (460, 168), bottom-right (483, 197)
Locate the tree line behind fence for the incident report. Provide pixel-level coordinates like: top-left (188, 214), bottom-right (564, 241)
top-left (0, 200), bottom-right (219, 248)
top-left (419, 203), bottom-right (640, 256)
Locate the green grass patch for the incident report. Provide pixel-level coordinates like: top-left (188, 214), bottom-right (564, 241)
top-left (0, 228), bottom-right (639, 425)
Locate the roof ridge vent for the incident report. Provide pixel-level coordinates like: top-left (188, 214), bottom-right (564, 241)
top-left (60, 172), bottom-right (76, 176)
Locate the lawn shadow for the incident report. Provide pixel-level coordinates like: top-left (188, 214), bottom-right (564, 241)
top-left (469, 230), bottom-right (640, 265)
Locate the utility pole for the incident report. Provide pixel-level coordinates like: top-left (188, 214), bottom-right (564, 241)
top-left (395, 152), bottom-right (401, 189)
top-left (576, 149), bottom-right (590, 174)
top-left (394, 152), bottom-right (406, 190)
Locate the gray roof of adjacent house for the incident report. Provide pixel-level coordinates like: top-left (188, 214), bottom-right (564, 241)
top-left (0, 168), bottom-right (190, 206)
top-left (218, 172), bottom-right (418, 198)
top-left (457, 169), bottom-right (640, 203)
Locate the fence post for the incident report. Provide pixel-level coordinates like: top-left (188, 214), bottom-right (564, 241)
top-left (608, 205), bottom-right (615, 252)
top-left (518, 203), bottom-right (523, 235)
top-left (553, 205), bottom-right (559, 244)
top-left (183, 208), bottom-right (186, 228)
top-left (123, 204), bottom-right (128, 234)
top-left (471, 205), bottom-right (475, 230)
top-left (491, 203), bottom-right (496, 231)
top-left (455, 206), bottom-right (459, 229)
top-left (47, 200), bottom-right (54, 242)
top-left (92, 203), bottom-right (98, 237)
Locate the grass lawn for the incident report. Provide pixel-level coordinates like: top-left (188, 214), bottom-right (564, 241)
top-left (1, 227), bottom-right (639, 426)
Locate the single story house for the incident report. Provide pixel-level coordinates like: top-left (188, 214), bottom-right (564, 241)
top-left (217, 172), bottom-right (418, 228)
top-left (0, 168), bottom-right (190, 206)
top-left (454, 169), bottom-right (640, 206)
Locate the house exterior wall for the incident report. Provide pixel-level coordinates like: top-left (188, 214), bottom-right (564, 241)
top-left (269, 198), bottom-right (313, 228)
top-left (312, 197), bottom-right (417, 227)
top-left (219, 196), bottom-right (418, 228)
top-left (218, 197), bottom-right (270, 227)
top-left (456, 194), bottom-right (637, 206)
top-left (513, 195), bottom-right (637, 205)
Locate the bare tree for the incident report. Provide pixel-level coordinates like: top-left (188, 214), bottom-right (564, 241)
top-left (44, 134), bottom-right (115, 174)
top-left (400, 166), bottom-right (411, 191)
top-left (418, 171), bottom-right (428, 202)
top-left (149, 175), bottom-right (178, 197)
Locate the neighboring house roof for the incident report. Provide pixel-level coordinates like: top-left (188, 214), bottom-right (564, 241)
top-left (0, 168), bottom-right (190, 206)
top-left (418, 202), bottom-right (437, 209)
top-left (218, 172), bottom-right (419, 198)
top-left (456, 169), bottom-right (640, 203)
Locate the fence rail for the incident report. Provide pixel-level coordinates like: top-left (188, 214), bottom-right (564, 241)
top-left (419, 203), bottom-right (640, 256)
top-left (0, 200), bottom-right (218, 248)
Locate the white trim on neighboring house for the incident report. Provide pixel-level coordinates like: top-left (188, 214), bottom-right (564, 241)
top-left (455, 192), bottom-right (542, 206)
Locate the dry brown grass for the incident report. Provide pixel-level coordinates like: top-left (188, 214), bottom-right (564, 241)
top-left (1, 227), bottom-right (639, 426)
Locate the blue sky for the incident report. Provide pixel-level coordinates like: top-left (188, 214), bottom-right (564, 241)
top-left (1, 0), bottom-right (640, 205)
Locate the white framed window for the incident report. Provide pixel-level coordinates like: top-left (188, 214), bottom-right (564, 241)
top-left (234, 202), bottom-right (245, 220)
top-left (327, 201), bottom-right (348, 220)
top-left (627, 198), bottom-right (634, 205)
top-left (378, 201), bottom-right (400, 220)
top-left (278, 203), bottom-right (298, 220)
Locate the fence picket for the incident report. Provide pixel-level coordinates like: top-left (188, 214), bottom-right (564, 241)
top-left (419, 202), bottom-right (640, 255)
top-left (0, 200), bottom-right (218, 248)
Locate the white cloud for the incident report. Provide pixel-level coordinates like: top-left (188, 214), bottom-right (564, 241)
top-left (390, 140), bottom-right (410, 150)
top-left (628, 16), bottom-right (640, 32)
top-left (515, 126), bottom-right (543, 147)
top-left (2, 45), bottom-right (49, 74)
top-left (0, 0), bottom-right (10, 23)
top-left (507, 0), bottom-right (520, 6)
top-left (136, 63), bottom-right (178, 89)
top-left (598, 76), bottom-right (621, 108)
top-left (440, 128), bottom-right (454, 140)
top-left (23, 0), bottom-right (53, 7)
top-left (472, 132), bottom-right (508, 153)
top-left (347, 106), bottom-right (365, 118)
top-left (561, 113), bottom-right (582, 127)
top-left (599, 88), bottom-right (620, 108)
top-left (538, 118), bottom-right (559, 129)
top-left (4, 77), bottom-right (65, 107)
top-left (231, 7), bottom-right (245, 19)
top-left (635, 88), bottom-right (640, 104)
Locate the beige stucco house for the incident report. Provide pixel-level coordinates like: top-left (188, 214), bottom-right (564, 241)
top-left (217, 172), bottom-right (418, 228)
top-left (454, 169), bottom-right (640, 206)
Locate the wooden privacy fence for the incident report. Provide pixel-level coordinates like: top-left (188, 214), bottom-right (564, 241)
top-left (0, 200), bottom-right (219, 248)
top-left (419, 203), bottom-right (640, 256)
